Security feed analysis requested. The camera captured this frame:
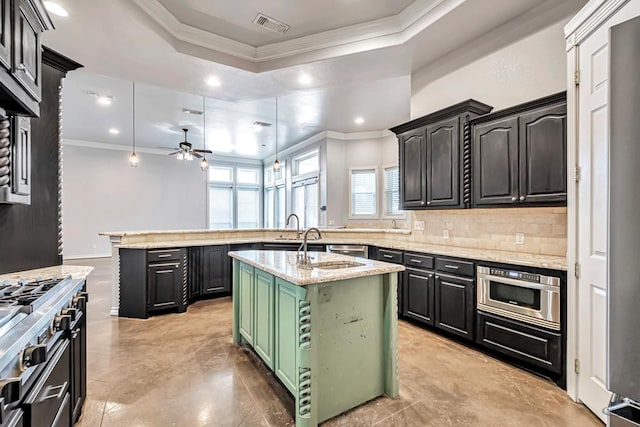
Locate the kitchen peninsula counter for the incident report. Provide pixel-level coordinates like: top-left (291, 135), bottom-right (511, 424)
top-left (230, 250), bottom-right (401, 426)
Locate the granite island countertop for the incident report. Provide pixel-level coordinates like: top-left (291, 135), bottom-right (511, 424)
top-left (228, 250), bottom-right (405, 286)
top-left (0, 265), bottom-right (94, 285)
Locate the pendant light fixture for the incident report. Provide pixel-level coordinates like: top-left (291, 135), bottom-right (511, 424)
top-left (273, 97), bottom-right (281, 172)
top-left (200, 97), bottom-right (209, 171)
top-left (128, 82), bottom-right (139, 167)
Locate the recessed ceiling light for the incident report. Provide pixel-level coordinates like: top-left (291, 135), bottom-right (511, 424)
top-left (109, 128), bottom-right (119, 135)
top-left (354, 117), bottom-right (365, 125)
top-left (298, 73), bottom-right (312, 85)
top-left (44, 1), bottom-right (68, 17)
top-left (206, 76), bottom-right (221, 87)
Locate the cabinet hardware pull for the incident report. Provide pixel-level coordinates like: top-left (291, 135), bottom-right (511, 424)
top-left (156, 269), bottom-right (174, 274)
top-left (420, 201), bottom-right (425, 205)
top-left (410, 259), bottom-right (422, 263)
top-left (157, 254), bottom-right (172, 258)
top-left (41, 382), bottom-right (67, 401)
top-left (17, 64), bottom-right (26, 71)
top-left (511, 196), bottom-right (516, 201)
top-left (520, 196), bottom-right (525, 201)
top-left (383, 254), bottom-right (393, 259)
top-left (427, 201), bottom-right (431, 205)
top-left (444, 264), bottom-right (459, 269)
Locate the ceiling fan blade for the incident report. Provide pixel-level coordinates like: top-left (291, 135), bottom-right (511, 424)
top-left (192, 149), bottom-right (213, 154)
top-left (193, 152), bottom-right (203, 159)
top-left (157, 146), bottom-right (179, 150)
top-left (167, 151), bottom-right (180, 156)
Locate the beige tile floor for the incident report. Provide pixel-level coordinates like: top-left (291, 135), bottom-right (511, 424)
top-left (68, 258), bottom-right (602, 427)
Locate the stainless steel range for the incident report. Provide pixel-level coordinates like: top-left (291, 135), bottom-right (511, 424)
top-left (0, 274), bottom-right (88, 427)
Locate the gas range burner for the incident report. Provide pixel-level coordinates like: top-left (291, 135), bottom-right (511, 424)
top-left (0, 276), bottom-right (69, 314)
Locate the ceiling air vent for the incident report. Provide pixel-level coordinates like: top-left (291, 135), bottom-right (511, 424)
top-left (253, 13), bottom-right (290, 34)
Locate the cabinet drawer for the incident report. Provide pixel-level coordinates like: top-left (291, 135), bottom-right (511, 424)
top-left (378, 249), bottom-right (402, 264)
top-left (476, 311), bottom-right (562, 373)
top-left (403, 252), bottom-right (434, 270)
top-left (435, 257), bottom-right (474, 277)
top-left (147, 249), bottom-right (182, 263)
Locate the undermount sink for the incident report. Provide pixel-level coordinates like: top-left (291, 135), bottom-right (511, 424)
top-left (312, 261), bottom-right (365, 270)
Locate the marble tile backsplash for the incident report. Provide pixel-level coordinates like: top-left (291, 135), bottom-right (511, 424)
top-left (402, 207), bottom-right (567, 256)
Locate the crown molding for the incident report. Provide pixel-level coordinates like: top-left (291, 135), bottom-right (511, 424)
top-left (132, 0), bottom-right (466, 71)
top-left (564, 0), bottom-right (629, 47)
top-left (64, 139), bottom-right (173, 155)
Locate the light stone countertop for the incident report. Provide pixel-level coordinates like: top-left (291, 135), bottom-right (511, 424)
top-left (116, 236), bottom-right (567, 271)
top-left (228, 250), bottom-right (405, 286)
top-left (0, 265), bottom-right (94, 285)
top-left (100, 228), bottom-right (411, 238)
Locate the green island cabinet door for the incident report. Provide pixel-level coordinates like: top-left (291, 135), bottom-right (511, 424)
top-left (238, 262), bottom-right (254, 344)
top-left (254, 269), bottom-right (275, 369)
top-left (274, 278), bottom-right (308, 395)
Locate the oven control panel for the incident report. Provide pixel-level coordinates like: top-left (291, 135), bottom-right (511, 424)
top-left (489, 268), bottom-right (540, 283)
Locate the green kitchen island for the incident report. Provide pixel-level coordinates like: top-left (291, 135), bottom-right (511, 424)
top-left (229, 250), bottom-right (404, 427)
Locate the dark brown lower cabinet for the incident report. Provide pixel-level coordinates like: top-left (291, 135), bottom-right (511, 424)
top-left (403, 268), bottom-right (435, 324)
top-left (435, 273), bottom-right (474, 339)
top-left (189, 245), bottom-right (230, 299)
top-left (70, 309), bottom-right (87, 423)
top-left (476, 311), bottom-right (562, 374)
top-left (148, 262), bottom-right (184, 312)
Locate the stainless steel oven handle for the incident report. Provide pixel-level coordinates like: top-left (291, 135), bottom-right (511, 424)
top-left (479, 275), bottom-right (559, 291)
top-left (40, 382), bottom-right (67, 401)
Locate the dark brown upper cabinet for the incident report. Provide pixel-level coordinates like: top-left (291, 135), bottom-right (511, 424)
top-left (0, 0), bottom-right (52, 117)
top-left (390, 100), bottom-right (493, 210)
top-left (471, 92), bottom-right (567, 207)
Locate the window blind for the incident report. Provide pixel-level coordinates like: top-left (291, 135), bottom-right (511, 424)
top-left (351, 169), bottom-right (377, 216)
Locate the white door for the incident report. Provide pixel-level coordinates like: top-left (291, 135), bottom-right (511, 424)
top-left (576, 1), bottom-right (640, 420)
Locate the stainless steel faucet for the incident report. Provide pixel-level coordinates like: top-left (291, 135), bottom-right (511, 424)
top-left (297, 227), bottom-right (322, 270)
top-left (286, 213), bottom-right (301, 238)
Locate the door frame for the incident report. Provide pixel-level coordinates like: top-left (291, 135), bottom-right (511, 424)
top-left (564, 0), bottom-right (631, 404)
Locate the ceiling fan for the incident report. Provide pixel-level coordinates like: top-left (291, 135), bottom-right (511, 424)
top-left (168, 128), bottom-right (212, 160)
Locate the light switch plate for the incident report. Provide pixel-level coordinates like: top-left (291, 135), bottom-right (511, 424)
top-left (443, 229), bottom-right (450, 239)
top-left (516, 232), bottom-right (525, 245)
top-left (414, 220), bottom-right (425, 231)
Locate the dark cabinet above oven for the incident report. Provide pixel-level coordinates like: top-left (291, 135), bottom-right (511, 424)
top-left (390, 100), bottom-right (493, 210)
top-left (471, 92), bottom-right (567, 207)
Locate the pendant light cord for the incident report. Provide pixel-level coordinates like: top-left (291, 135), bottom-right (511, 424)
top-left (275, 97), bottom-right (278, 160)
top-left (132, 82), bottom-right (136, 154)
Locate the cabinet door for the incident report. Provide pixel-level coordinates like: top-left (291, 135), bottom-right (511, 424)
top-left (202, 245), bottom-right (229, 295)
top-left (399, 128), bottom-right (427, 208)
top-left (426, 117), bottom-right (460, 207)
top-left (13, 0), bottom-right (42, 101)
top-left (435, 274), bottom-right (474, 340)
top-left (274, 278), bottom-right (306, 395)
top-left (518, 103), bottom-right (567, 204)
top-left (473, 117), bottom-right (519, 206)
top-left (238, 263), bottom-right (254, 344)
top-left (148, 263), bottom-right (181, 311)
top-left (403, 268), bottom-right (435, 325)
top-left (253, 270), bottom-right (274, 369)
top-left (0, 0), bottom-right (11, 70)
top-left (11, 115), bottom-right (30, 197)
top-left (71, 315), bottom-right (87, 423)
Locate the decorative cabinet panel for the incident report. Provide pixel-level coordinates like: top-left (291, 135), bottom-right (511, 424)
top-left (472, 117), bottom-right (519, 205)
top-left (404, 268), bottom-right (435, 325)
top-left (391, 100), bottom-right (493, 210)
top-left (426, 117), bottom-right (460, 207)
top-left (0, 0), bottom-right (11, 70)
top-left (13, 0), bottom-right (43, 101)
top-left (398, 128), bottom-right (426, 208)
top-left (201, 245), bottom-right (229, 295)
top-left (472, 92), bottom-right (567, 207)
top-left (238, 262), bottom-right (254, 344)
top-left (148, 262), bottom-right (183, 311)
top-left (434, 273), bottom-right (474, 339)
top-left (518, 103), bottom-right (567, 203)
top-left (254, 269), bottom-right (275, 369)
top-left (0, 112), bottom-right (30, 204)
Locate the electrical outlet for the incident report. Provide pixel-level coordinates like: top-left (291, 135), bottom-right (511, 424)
top-left (414, 220), bottom-right (425, 231)
top-left (328, 220), bottom-right (335, 225)
top-left (443, 229), bottom-right (450, 239)
top-left (516, 232), bottom-right (525, 245)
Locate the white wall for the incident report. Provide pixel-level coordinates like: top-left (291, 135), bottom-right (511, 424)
top-left (411, 19), bottom-right (569, 117)
top-left (62, 144), bottom-right (207, 258)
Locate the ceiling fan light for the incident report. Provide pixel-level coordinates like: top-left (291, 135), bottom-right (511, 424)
top-left (273, 159), bottom-right (281, 172)
top-left (176, 152), bottom-right (184, 160)
top-left (184, 152), bottom-right (194, 161)
top-left (200, 158), bottom-right (209, 171)
top-left (129, 152), bottom-right (139, 167)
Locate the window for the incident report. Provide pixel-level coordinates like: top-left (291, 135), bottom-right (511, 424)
top-left (292, 178), bottom-right (318, 228)
top-left (208, 165), bottom-right (261, 229)
top-left (293, 150), bottom-right (319, 177)
top-left (350, 168), bottom-right (377, 217)
top-left (383, 166), bottom-right (402, 217)
top-left (264, 162), bottom-right (286, 228)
